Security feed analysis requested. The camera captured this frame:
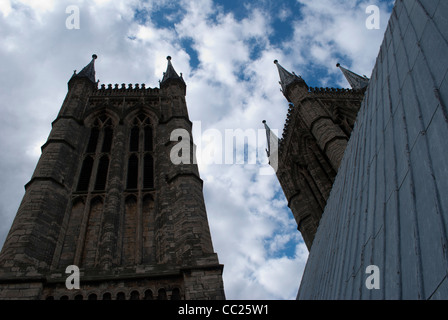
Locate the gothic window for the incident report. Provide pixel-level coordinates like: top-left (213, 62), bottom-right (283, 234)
top-left (141, 195), bottom-right (155, 263)
top-left (127, 155), bottom-right (138, 189)
top-left (130, 126), bottom-right (139, 152)
top-left (81, 197), bottom-right (103, 268)
top-left (77, 156), bottom-right (94, 191)
top-left (143, 155), bottom-right (154, 189)
top-left (144, 126), bottom-right (153, 151)
top-left (94, 156), bottom-right (109, 191)
top-left (76, 115), bottom-right (114, 193)
top-left (123, 195), bottom-right (137, 265)
top-left (86, 127), bottom-right (99, 153)
top-left (126, 114), bottom-right (154, 190)
top-left (101, 126), bottom-right (113, 153)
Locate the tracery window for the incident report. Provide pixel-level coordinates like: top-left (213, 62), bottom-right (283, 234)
top-left (76, 115), bottom-right (114, 192)
top-left (126, 114), bottom-right (154, 190)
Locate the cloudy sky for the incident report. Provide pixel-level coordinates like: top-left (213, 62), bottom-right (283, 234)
top-left (0, 0), bottom-right (393, 299)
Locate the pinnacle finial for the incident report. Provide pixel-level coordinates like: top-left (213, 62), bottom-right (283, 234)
top-left (274, 59), bottom-right (307, 96)
top-left (262, 120), bottom-right (267, 124)
top-left (336, 63), bottom-right (369, 90)
top-left (69, 54), bottom-right (97, 84)
top-left (160, 55), bottom-right (186, 90)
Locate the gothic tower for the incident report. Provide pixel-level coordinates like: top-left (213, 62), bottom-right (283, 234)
top-left (0, 55), bottom-right (225, 300)
top-left (264, 60), bottom-right (368, 250)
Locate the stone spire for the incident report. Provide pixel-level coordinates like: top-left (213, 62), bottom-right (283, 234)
top-left (336, 63), bottom-right (369, 90)
top-left (160, 56), bottom-right (185, 88)
top-left (262, 120), bottom-right (279, 172)
top-left (262, 120), bottom-right (279, 158)
top-left (274, 60), bottom-right (307, 94)
top-left (71, 54), bottom-right (98, 83)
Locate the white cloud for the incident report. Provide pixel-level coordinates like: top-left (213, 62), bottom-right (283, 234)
top-left (0, 0), bottom-right (12, 16)
top-left (284, 0), bottom-right (392, 86)
top-left (15, 0), bottom-right (56, 13)
top-left (0, 0), bottom-right (392, 300)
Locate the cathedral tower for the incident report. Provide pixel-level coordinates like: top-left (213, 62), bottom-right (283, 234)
top-left (0, 55), bottom-right (225, 300)
top-left (265, 60), bottom-right (368, 250)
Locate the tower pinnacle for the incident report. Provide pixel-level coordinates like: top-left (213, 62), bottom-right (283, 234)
top-left (160, 56), bottom-right (185, 89)
top-left (69, 54), bottom-right (97, 85)
top-left (336, 63), bottom-right (369, 90)
top-left (274, 60), bottom-right (307, 100)
top-left (262, 120), bottom-right (279, 158)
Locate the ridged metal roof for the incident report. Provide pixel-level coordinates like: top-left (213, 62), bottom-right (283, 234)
top-left (297, 0), bottom-right (448, 300)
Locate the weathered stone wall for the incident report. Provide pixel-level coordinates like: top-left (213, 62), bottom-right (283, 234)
top-left (277, 86), bottom-right (365, 249)
top-left (0, 61), bottom-right (225, 300)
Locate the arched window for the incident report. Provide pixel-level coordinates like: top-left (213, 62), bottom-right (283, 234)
top-left (122, 195), bottom-right (137, 265)
top-left (86, 127), bottom-right (99, 153)
top-left (102, 126), bottom-right (113, 153)
top-left (130, 126), bottom-right (139, 152)
top-left (76, 114), bottom-right (114, 193)
top-left (144, 289), bottom-right (153, 300)
top-left (144, 125), bottom-right (153, 151)
top-left (157, 288), bottom-right (167, 300)
top-left (102, 292), bottom-right (112, 300)
top-left (127, 155), bottom-right (138, 189)
top-left (88, 293), bottom-right (98, 300)
top-left (116, 292), bottom-right (126, 300)
top-left (77, 156), bottom-right (94, 191)
top-left (94, 156), bottom-right (109, 191)
top-left (126, 114), bottom-right (154, 190)
top-left (171, 288), bottom-right (181, 300)
top-left (130, 291), bottom-right (140, 300)
top-left (143, 155), bottom-right (154, 189)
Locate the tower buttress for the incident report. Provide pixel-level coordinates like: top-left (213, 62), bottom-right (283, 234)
top-left (0, 55), bottom-right (99, 271)
top-left (157, 57), bottom-right (215, 265)
top-left (267, 59), bottom-right (366, 250)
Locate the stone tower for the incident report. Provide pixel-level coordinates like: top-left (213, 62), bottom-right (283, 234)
top-left (0, 55), bottom-right (225, 300)
top-left (264, 60), bottom-right (368, 250)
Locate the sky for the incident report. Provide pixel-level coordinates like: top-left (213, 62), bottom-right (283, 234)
top-left (0, 0), bottom-right (394, 299)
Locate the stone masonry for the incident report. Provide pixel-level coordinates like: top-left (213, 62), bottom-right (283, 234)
top-left (0, 55), bottom-right (225, 300)
top-left (266, 60), bottom-right (367, 250)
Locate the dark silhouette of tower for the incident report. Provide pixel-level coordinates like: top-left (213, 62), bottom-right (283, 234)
top-left (264, 60), bottom-right (368, 250)
top-left (0, 55), bottom-right (225, 300)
